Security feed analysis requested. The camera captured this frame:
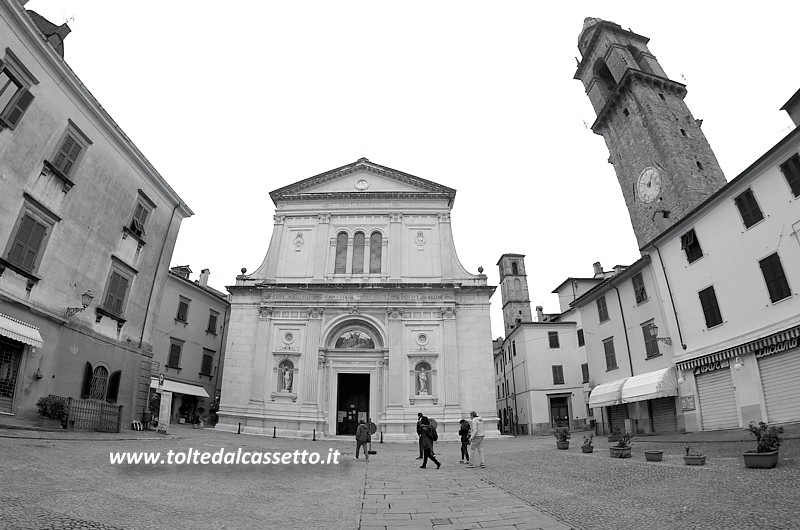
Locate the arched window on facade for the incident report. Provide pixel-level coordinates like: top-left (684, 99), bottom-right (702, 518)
top-left (369, 232), bottom-right (382, 273)
top-left (511, 261), bottom-right (518, 275)
top-left (415, 361), bottom-right (432, 395)
top-left (352, 232), bottom-right (365, 274)
top-left (594, 58), bottom-right (617, 101)
top-left (278, 360), bottom-right (294, 393)
top-left (334, 232), bottom-right (348, 274)
top-left (89, 366), bottom-right (109, 400)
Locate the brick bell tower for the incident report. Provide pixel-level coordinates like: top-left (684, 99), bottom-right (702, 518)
top-left (574, 18), bottom-right (727, 247)
top-left (497, 254), bottom-right (533, 333)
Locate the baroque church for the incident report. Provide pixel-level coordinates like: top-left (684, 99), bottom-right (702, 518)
top-left (216, 159), bottom-right (499, 439)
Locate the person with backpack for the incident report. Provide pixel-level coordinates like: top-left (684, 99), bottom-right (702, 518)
top-left (458, 419), bottom-right (471, 464)
top-left (418, 416), bottom-right (441, 469)
top-left (465, 411), bottom-right (486, 468)
top-left (355, 419), bottom-right (371, 461)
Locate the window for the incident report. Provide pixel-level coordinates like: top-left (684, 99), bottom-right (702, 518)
top-left (511, 261), bottom-right (519, 275)
top-left (101, 258), bottom-right (136, 319)
top-left (632, 273), bottom-right (647, 303)
top-left (0, 50), bottom-right (37, 129)
top-left (201, 349), bottom-right (214, 376)
top-left (552, 365), bottom-right (565, 385)
top-left (577, 329), bottom-right (585, 347)
top-left (497, 385), bottom-right (500, 399)
top-left (47, 121), bottom-right (92, 183)
top-left (581, 363), bottom-right (590, 384)
top-left (759, 253), bottom-right (791, 303)
top-left (512, 341), bottom-right (517, 357)
top-left (352, 232), bottom-right (365, 274)
top-left (4, 210), bottom-right (49, 274)
top-left (369, 232), bottom-right (382, 273)
top-left (603, 338), bottom-right (618, 371)
top-left (175, 296), bottom-right (190, 322)
top-left (89, 366), bottom-right (108, 400)
top-left (698, 286), bottom-right (723, 328)
top-left (642, 321), bottom-right (660, 359)
top-left (128, 190), bottom-right (155, 240)
top-left (596, 296), bottom-right (609, 322)
top-left (680, 229), bottom-right (703, 263)
top-left (548, 331), bottom-right (560, 349)
top-left (167, 339), bottom-right (183, 368)
top-left (334, 233), bottom-right (347, 274)
top-left (780, 154), bottom-right (800, 197)
top-left (207, 310), bottom-right (219, 334)
top-left (80, 362), bottom-right (120, 403)
top-left (734, 188), bottom-right (764, 228)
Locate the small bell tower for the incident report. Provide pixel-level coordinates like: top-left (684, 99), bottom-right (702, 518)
top-left (497, 254), bottom-right (532, 333)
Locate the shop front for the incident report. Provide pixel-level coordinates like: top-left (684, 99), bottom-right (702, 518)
top-left (0, 313), bottom-right (44, 414)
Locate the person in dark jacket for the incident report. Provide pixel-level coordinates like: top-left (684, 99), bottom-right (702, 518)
top-left (355, 420), bottom-right (371, 461)
top-left (418, 416), bottom-right (441, 469)
top-left (416, 412), bottom-right (424, 459)
top-left (458, 419), bottom-right (471, 464)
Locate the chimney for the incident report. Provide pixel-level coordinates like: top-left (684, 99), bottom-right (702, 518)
top-left (535, 306), bottom-right (544, 322)
top-left (613, 265), bottom-right (626, 275)
top-left (592, 262), bottom-right (603, 278)
top-left (25, 10), bottom-right (71, 58)
top-left (653, 210), bottom-right (671, 232)
top-left (780, 88), bottom-right (800, 127)
top-left (199, 269), bottom-right (210, 288)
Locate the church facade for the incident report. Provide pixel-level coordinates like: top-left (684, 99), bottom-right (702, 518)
top-left (216, 159), bottom-right (498, 440)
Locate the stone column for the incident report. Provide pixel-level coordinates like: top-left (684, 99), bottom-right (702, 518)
top-left (314, 214), bottom-right (330, 281)
top-left (249, 306), bottom-right (273, 404)
top-left (389, 213), bottom-right (402, 281)
top-left (441, 306), bottom-right (460, 407)
top-left (301, 307), bottom-right (324, 405)
top-left (386, 307), bottom-right (404, 406)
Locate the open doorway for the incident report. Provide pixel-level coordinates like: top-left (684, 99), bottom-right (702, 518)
top-left (336, 373), bottom-right (369, 435)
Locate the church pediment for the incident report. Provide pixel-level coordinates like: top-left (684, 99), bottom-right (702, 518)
top-left (269, 158), bottom-right (456, 204)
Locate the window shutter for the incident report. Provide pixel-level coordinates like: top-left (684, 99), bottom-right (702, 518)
top-left (2, 88), bottom-right (33, 129)
top-left (113, 275), bottom-right (128, 315)
top-left (81, 362), bottom-right (93, 399)
top-left (169, 343), bottom-right (181, 367)
top-left (54, 135), bottom-right (74, 170)
top-left (104, 272), bottom-right (120, 311)
top-left (62, 140), bottom-right (82, 175)
top-left (8, 215), bottom-right (34, 264)
top-left (9, 215), bottom-right (46, 271)
top-left (760, 253), bottom-right (790, 303)
top-left (106, 371), bottom-right (121, 403)
top-left (781, 155), bottom-right (800, 197)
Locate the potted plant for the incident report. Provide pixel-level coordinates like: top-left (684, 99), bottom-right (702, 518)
top-left (35, 396), bottom-right (66, 429)
top-left (644, 449), bottom-right (663, 462)
top-left (609, 432), bottom-right (632, 458)
top-left (581, 435), bottom-right (594, 453)
top-left (683, 445), bottom-right (706, 466)
top-left (554, 427), bottom-right (571, 449)
top-left (607, 426), bottom-right (621, 443)
top-left (190, 415), bottom-right (203, 429)
top-left (743, 422), bottom-right (783, 469)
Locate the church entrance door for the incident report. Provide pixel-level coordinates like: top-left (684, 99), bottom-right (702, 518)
top-left (336, 373), bottom-right (369, 435)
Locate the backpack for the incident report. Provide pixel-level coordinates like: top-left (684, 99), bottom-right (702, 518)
top-left (429, 427), bottom-right (438, 442)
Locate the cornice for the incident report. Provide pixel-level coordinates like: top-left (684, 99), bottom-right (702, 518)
top-left (575, 21), bottom-right (650, 79)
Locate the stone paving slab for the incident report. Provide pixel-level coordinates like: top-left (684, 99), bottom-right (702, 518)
top-left (359, 443), bottom-right (574, 530)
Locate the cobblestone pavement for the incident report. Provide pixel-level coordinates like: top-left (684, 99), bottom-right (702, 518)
top-left (360, 442), bottom-right (571, 530)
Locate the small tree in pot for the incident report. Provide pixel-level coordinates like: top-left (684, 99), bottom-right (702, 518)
top-left (683, 445), bottom-right (706, 466)
top-left (743, 422), bottom-right (783, 469)
top-left (609, 432), bottom-right (632, 458)
top-left (35, 396), bottom-right (66, 429)
top-left (581, 435), bottom-right (594, 453)
top-left (554, 428), bottom-right (571, 450)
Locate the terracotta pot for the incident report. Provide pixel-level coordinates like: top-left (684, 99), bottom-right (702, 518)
top-left (556, 441), bottom-right (569, 450)
top-left (644, 450), bottom-right (663, 462)
top-left (743, 450), bottom-right (779, 469)
top-left (683, 455), bottom-right (706, 466)
top-left (609, 446), bottom-right (632, 458)
top-left (607, 435), bottom-right (620, 443)
top-left (581, 445), bottom-right (594, 453)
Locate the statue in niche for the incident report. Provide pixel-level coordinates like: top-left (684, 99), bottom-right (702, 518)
top-left (418, 370), bottom-right (428, 395)
top-left (280, 363), bottom-right (293, 392)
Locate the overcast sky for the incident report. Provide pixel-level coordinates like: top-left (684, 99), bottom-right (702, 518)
top-left (26, 1), bottom-right (799, 337)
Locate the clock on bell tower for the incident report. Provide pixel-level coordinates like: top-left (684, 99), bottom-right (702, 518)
top-left (574, 18), bottom-right (727, 248)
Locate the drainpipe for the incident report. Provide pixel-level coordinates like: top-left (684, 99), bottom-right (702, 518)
top-left (610, 284), bottom-right (635, 378)
top-left (509, 346), bottom-right (519, 437)
top-left (654, 246), bottom-right (687, 350)
top-left (212, 302), bottom-right (231, 406)
top-left (502, 343), bottom-right (510, 435)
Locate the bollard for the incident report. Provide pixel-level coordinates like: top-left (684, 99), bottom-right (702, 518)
top-left (237, 422), bottom-right (241, 434)
top-left (313, 428), bottom-right (316, 441)
top-left (273, 426), bottom-right (276, 438)
top-left (380, 431), bottom-right (383, 444)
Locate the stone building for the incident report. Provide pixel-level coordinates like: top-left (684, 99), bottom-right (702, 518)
top-left (0, 3), bottom-right (191, 425)
top-left (216, 158), bottom-right (498, 440)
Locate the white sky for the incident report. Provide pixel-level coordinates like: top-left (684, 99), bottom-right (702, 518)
top-left (26, 1), bottom-right (799, 338)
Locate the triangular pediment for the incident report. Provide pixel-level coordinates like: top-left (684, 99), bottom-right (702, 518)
top-left (270, 158), bottom-right (456, 204)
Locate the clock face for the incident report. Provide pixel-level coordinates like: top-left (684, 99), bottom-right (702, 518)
top-left (637, 167), bottom-right (661, 204)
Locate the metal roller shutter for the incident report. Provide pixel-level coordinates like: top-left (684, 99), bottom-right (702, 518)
top-left (696, 368), bottom-right (738, 430)
top-left (649, 397), bottom-right (677, 433)
top-left (608, 404), bottom-right (628, 434)
top-left (759, 351), bottom-right (800, 424)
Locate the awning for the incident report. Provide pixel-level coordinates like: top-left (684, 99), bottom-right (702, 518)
top-left (150, 378), bottom-right (210, 398)
top-left (621, 367), bottom-right (679, 403)
top-left (0, 312), bottom-right (43, 348)
top-left (588, 377), bottom-right (628, 408)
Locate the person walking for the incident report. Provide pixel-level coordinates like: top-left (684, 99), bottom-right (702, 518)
top-left (458, 419), bottom-right (471, 464)
top-left (355, 419), bottom-right (371, 461)
top-left (465, 411), bottom-right (485, 468)
top-left (416, 412), bottom-right (424, 459)
top-left (418, 416), bottom-right (441, 469)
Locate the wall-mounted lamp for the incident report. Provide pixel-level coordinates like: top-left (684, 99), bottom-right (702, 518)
top-left (733, 356), bottom-right (744, 371)
top-left (648, 324), bottom-right (673, 346)
top-left (65, 290), bottom-right (94, 317)
top-left (677, 373), bottom-right (685, 385)
top-left (33, 368), bottom-right (43, 380)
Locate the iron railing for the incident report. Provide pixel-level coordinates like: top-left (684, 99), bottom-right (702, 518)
top-left (48, 394), bottom-right (122, 433)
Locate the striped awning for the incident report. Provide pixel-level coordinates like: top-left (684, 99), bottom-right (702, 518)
top-left (0, 312), bottom-right (43, 348)
top-left (621, 367), bottom-right (678, 404)
top-left (676, 325), bottom-right (800, 372)
top-left (588, 377), bottom-right (629, 408)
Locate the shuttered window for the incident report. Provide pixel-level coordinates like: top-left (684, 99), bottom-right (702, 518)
top-left (0, 59), bottom-right (34, 129)
top-left (130, 203), bottom-right (148, 237)
top-left (698, 286), bottom-right (723, 328)
top-left (548, 331), bottom-right (560, 348)
top-left (632, 273), bottom-right (647, 303)
top-left (552, 365), bottom-right (564, 385)
top-left (577, 329), bottom-right (585, 347)
top-left (603, 338), bottom-right (618, 370)
top-left (176, 297), bottom-right (189, 322)
top-left (103, 272), bottom-right (129, 316)
top-left (207, 311), bottom-right (218, 334)
top-left (642, 321), bottom-right (660, 358)
top-left (680, 229), bottom-right (703, 263)
top-left (369, 232), bottom-right (382, 273)
top-left (581, 363), bottom-right (590, 384)
top-left (596, 296), bottom-right (609, 322)
top-left (53, 133), bottom-right (83, 176)
top-left (780, 154), bottom-right (800, 197)
top-left (334, 233), bottom-right (347, 274)
top-left (201, 350), bottom-right (213, 375)
top-left (168, 341), bottom-right (182, 368)
top-left (759, 253), bottom-right (791, 303)
top-left (734, 188), bottom-right (764, 228)
top-left (7, 214), bottom-right (46, 272)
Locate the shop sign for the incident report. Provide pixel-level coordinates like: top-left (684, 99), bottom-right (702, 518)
top-left (693, 358), bottom-right (729, 375)
top-left (756, 338), bottom-right (798, 359)
top-left (681, 396), bottom-right (696, 411)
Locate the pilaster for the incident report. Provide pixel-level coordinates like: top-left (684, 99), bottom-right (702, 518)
top-left (389, 213), bottom-right (402, 281)
top-left (301, 307), bottom-right (324, 405)
top-left (249, 306), bottom-right (273, 404)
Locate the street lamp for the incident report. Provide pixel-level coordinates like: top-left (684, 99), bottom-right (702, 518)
top-left (648, 324), bottom-right (672, 346)
top-left (65, 290), bottom-right (94, 317)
